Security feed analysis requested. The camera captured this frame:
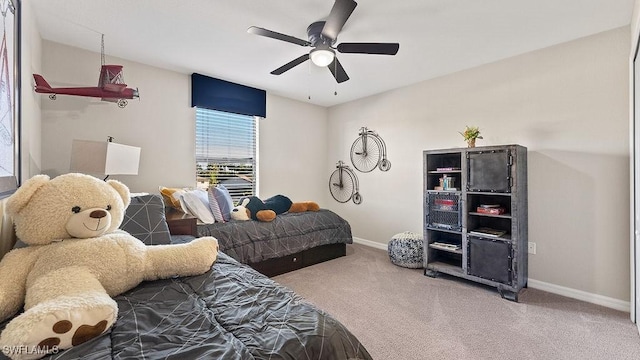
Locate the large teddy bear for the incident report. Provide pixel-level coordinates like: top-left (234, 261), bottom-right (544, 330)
top-left (0, 173), bottom-right (219, 360)
top-left (231, 194), bottom-right (320, 222)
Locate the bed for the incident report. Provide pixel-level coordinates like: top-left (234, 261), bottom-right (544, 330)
top-left (194, 209), bottom-right (353, 277)
top-left (0, 194), bottom-right (371, 360)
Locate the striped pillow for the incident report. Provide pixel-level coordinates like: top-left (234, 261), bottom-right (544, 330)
top-left (209, 185), bottom-right (234, 222)
top-left (208, 190), bottom-right (225, 223)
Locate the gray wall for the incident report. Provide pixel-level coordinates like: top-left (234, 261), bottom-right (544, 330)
top-left (326, 27), bottom-right (631, 303)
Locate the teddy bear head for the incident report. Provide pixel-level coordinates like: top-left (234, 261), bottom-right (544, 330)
top-left (6, 173), bottom-right (131, 245)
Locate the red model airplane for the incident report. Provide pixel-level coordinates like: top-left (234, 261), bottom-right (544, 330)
top-left (33, 65), bottom-right (139, 108)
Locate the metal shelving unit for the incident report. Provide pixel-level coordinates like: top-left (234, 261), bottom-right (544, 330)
top-left (423, 145), bottom-right (528, 301)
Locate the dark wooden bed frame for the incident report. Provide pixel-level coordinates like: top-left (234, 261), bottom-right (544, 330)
top-left (249, 243), bottom-right (346, 277)
top-left (165, 208), bottom-right (347, 278)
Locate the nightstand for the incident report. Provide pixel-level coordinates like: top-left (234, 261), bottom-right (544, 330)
top-left (165, 208), bottom-right (198, 237)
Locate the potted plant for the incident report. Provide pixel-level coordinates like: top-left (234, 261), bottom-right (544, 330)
top-left (459, 126), bottom-right (483, 148)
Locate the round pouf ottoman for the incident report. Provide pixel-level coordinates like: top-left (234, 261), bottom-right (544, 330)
top-left (388, 231), bottom-right (424, 268)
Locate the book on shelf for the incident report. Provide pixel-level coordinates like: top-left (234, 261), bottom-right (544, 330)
top-left (469, 227), bottom-right (507, 238)
top-left (479, 204), bottom-right (501, 208)
top-left (435, 167), bottom-right (461, 171)
top-left (476, 207), bottom-right (505, 215)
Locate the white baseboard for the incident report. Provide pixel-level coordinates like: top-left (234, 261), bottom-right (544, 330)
top-left (353, 237), bottom-right (388, 251)
top-left (527, 279), bottom-right (630, 313)
top-left (352, 237), bottom-right (630, 313)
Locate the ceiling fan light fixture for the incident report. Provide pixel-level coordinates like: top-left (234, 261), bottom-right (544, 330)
top-left (310, 48), bottom-right (335, 67)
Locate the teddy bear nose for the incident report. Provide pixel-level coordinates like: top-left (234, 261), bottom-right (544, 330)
top-left (90, 210), bottom-right (107, 219)
top-left (232, 208), bottom-right (238, 212)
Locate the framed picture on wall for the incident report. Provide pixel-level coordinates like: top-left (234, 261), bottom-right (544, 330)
top-left (0, 0), bottom-right (19, 199)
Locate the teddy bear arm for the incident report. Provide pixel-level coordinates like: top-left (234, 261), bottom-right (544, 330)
top-left (0, 248), bottom-right (39, 321)
top-left (143, 237), bottom-right (219, 281)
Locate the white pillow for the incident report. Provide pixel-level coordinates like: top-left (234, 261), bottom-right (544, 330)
top-left (180, 189), bottom-right (215, 224)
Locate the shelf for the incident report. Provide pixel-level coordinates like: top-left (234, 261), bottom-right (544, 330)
top-left (467, 232), bottom-right (512, 241)
top-left (427, 261), bottom-right (464, 276)
top-left (423, 145), bottom-right (527, 300)
top-left (428, 170), bottom-right (462, 174)
top-left (468, 212), bottom-right (512, 219)
top-left (426, 226), bottom-right (461, 234)
top-left (426, 190), bottom-right (461, 194)
top-left (466, 191), bottom-right (511, 196)
top-left (429, 243), bottom-right (463, 255)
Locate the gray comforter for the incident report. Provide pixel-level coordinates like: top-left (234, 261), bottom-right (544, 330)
top-left (196, 209), bottom-right (353, 264)
top-left (0, 252), bottom-right (371, 360)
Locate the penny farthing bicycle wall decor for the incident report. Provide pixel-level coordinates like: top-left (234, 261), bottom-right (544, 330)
top-left (350, 127), bottom-right (391, 172)
top-left (328, 160), bottom-right (362, 204)
top-left (328, 127), bottom-right (391, 204)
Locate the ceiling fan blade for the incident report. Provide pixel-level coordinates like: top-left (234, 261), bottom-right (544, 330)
top-left (271, 54), bottom-right (310, 75)
top-left (321, 0), bottom-right (358, 41)
top-left (337, 42), bottom-right (399, 55)
top-left (248, 26), bottom-right (311, 47)
top-left (327, 57), bottom-right (349, 83)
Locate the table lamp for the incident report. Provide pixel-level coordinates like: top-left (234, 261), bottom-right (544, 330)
top-left (70, 137), bottom-right (141, 180)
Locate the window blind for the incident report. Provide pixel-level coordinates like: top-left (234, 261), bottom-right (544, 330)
top-left (195, 108), bottom-right (257, 201)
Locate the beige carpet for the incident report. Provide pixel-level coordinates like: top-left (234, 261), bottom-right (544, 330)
top-left (273, 243), bottom-right (640, 360)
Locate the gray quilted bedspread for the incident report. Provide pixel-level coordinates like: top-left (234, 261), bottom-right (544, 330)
top-left (196, 209), bottom-right (353, 264)
top-left (0, 252), bottom-right (371, 360)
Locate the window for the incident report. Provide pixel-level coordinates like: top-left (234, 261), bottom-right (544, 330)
top-left (195, 108), bottom-right (258, 201)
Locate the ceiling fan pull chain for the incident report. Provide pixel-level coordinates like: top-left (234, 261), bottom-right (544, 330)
top-left (334, 61), bottom-right (338, 96)
top-left (308, 60), bottom-right (311, 100)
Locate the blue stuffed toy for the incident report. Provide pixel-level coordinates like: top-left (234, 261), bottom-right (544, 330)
top-left (231, 195), bottom-right (319, 222)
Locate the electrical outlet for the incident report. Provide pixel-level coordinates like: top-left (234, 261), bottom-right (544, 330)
top-left (528, 242), bottom-right (536, 255)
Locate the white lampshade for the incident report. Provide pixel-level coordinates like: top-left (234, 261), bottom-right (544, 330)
top-left (70, 139), bottom-right (141, 176)
top-left (310, 48), bottom-right (335, 67)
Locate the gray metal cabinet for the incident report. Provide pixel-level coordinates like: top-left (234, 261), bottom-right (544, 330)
top-left (423, 145), bottom-right (528, 301)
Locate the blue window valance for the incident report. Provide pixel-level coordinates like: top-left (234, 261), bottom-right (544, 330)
top-left (191, 73), bottom-right (266, 118)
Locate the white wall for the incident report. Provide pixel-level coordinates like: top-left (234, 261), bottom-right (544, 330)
top-left (260, 94), bottom-right (328, 203)
top-left (39, 41), bottom-right (195, 193)
top-left (38, 41), bottom-right (328, 200)
top-left (20, 0), bottom-right (42, 180)
top-left (326, 27), bottom-right (631, 302)
top-left (28, 15), bottom-right (632, 303)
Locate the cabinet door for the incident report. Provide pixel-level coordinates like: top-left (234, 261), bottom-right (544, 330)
top-left (467, 150), bottom-right (512, 192)
top-left (425, 192), bottom-right (461, 231)
top-left (467, 236), bottom-right (512, 285)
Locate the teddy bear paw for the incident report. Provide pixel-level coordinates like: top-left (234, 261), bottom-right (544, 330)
top-left (0, 301), bottom-right (117, 359)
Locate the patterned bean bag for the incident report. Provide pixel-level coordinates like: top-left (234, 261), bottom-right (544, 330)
top-left (388, 231), bottom-right (424, 268)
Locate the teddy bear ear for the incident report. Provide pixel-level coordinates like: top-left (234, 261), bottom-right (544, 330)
top-left (106, 179), bottom-right (131, 208)
top-left (6, 174), bottom-right (50, 217)
top-left (240, 198), bottom-right (250, 207)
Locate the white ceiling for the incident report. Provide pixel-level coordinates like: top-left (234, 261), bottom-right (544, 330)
top-left (30, 0), bottom-right (634, 107)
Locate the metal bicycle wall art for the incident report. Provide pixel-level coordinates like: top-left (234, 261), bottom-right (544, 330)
top-left (350, 127), bottom-right (390, 172)
top-left (329, 160), bottom-right (362, 205)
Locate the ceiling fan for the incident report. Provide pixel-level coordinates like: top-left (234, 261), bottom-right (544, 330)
top-left (247, 0), bottom-right (399, 83)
